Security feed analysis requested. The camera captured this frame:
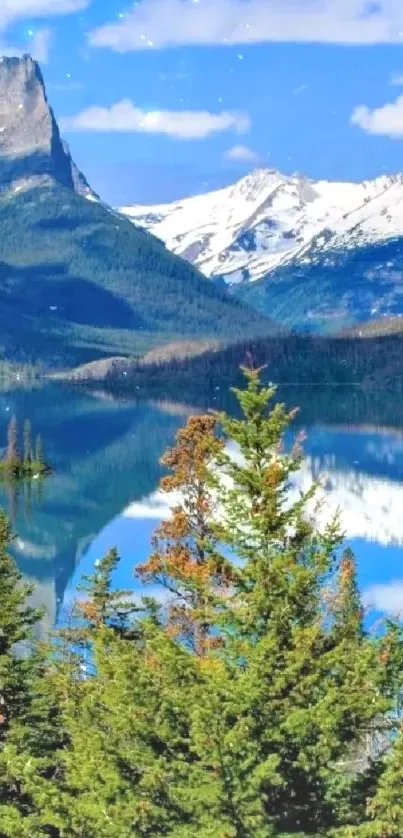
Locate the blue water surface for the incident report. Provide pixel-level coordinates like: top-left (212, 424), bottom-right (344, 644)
top-left (0, 382), bottom-right (402, 632)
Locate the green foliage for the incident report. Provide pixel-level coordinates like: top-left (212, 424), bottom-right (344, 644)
top-left (234, 238), bottom-right (403, 333)
top-left (23, 420), bottom-right (32, 464)
top-left (6, 417), bottom-right (18, 465)
top-left (351, 730), bottom-right (403, 837)
top-left (205, 369), bottom-right (399, 834)
top-left (0, 511), bottom-right (50, 835)
top-left (138, 368), bottom-right (403, 835)
top-left (2, 371), bottom-right (403, 836)
top-left (0, 511), bottom-right (40, 658)
top-left (0, 419), bottom-right (50, 479)
top-left (72, 548), bottom-right (142, 641)
top-left (0, 185), bottom-right (274, 369)
top-left (98, 331), bottom-right (403, 400)
top-left (34, 434), bottom-right (43, 466)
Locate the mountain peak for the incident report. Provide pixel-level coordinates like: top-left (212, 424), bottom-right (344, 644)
top-left (0, 53), bottom-right (97, 199)
top-left (0, 53), bottom-right (37, 68)
top-left (120, 166), bottom-right (403, 285)
top-left (242, 166), bottom-right (282, 179)
top-left (234, 166), bottom-right (285, 190)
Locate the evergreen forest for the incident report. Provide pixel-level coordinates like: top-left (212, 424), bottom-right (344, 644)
top-left (0, 417), bottom-right (49, 479)
top-left (1, 370), bottom-right (403, 837)
top-left (0, 185), bottom-right (275, 369)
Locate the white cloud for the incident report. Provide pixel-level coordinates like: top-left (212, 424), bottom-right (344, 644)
top-left (292, 460), bottom-right (403, 547)
top-left (30, 27), bottom-right (52, 61)
top-left (0, 0), bottom-right (88, 30)
top-left (89, 0), bottom-right (403, 51)
top-left (0, 27), bottom-right (51, 61)
top-left (0, 0), bottom-right (88, 58)
top-left (123, 488), bottom-right (178, 520)
top-left (390, 72), bottom-right (403, 85)
top-left (225, 144), bottom-right (260, 163)
top-left (60, 100), bottom-right (250, 139)
top-left (362, 581), bottom-right (403, 616)
top-left (351, 94), bottom-right (403, 137)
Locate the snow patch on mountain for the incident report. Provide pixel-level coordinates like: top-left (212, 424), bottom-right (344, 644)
top-left (119, 168), bottom-right (403, 285)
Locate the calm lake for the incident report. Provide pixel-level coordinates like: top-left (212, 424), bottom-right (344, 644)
top-left (1, 380), bottom-right (403, 632)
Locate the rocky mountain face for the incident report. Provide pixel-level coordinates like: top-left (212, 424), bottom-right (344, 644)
top-left (0, 53), bottom-right (275, 369)
top-left (0, 54), bottom-right (96, 198)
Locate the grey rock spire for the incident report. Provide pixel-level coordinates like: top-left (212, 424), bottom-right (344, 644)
top-left (0, 54), bottom-right (97, 198)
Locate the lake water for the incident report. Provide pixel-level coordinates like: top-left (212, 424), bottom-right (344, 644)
top-left (1, 381), bottom-right (403, 632)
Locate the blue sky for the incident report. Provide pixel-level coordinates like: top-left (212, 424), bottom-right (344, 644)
top-left (3, 0), bottom-right (403, 203)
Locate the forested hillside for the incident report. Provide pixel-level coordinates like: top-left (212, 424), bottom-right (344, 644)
top-left (72, 331), bottom-right (403, 398)
top-left (0, 185), bottom-right (275, 368)
top-left (234, 238), bottom-right (403, 333)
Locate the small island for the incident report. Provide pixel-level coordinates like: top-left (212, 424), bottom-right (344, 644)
top-left (0, 417), bottom-right (51, 479)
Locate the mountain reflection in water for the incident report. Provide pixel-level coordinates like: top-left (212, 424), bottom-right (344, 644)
top-left (0, 382), bottom-right (403, 632)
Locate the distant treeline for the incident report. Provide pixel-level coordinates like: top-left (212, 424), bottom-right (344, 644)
top-left (99, 333), bottom-right (403, 398)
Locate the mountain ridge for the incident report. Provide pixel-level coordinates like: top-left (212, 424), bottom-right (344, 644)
top-left (120, 167), bottom-right (403, 331)
top-left (0, 54), bottom-right (277, 368)
top-left (119, 167), bottom-right (403, 285)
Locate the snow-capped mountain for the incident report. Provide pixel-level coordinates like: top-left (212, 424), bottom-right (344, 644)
top-left (119, 168), bottom-right (403, 286)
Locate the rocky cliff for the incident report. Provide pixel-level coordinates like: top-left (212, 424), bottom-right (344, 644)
top-left (0, 54), bottom-right (96, 197)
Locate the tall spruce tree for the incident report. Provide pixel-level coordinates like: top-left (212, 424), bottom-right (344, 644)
top-left (5, 418), bottom-right (19, 467)
top-left (138, 415), bottom-right (234, 656)
top-left (354, 727), bottom-right (403, 837)
top-left (75, 548), bottom-right (141, 639)
top-left (204, 367), bottom-right (403, 835)
top-left (135, 367), bottom-right (403, 836)
top-left (18, 550), bottom-right (206, 838)
top-left (0, 511), bottom-right (51, 837)
top-left (34, 434), bottom-right (43, 465)
top-left (0, 512), bottom-right (40, 732)
top-left (23, 420), bottom-right (32, 465)
top-left (1, 371), bottom-right (402, 837)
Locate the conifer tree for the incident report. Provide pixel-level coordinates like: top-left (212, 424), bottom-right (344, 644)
top-left (73, 548), bottom-right (142, 642)
top-left (0, 511), bottom-right (47, 835)
top-left (16, 550), bottom-right (205, 838)
top-left (6, 418), bottom-right (19, 467)
top-left (355, 727), bottom-right (403, 837)
top-left (150, 367), bottom-right (400, 837)
top-left (0, 512), bottom-right (39, 728)
top-left (201, 367), bottom-right (402, 835)
top-left (1, 372), bottom-right (402, 837)
top-left (23, 420), bottom-right (32, 465)
top-left (138, 414), bottom-right (233, 656)
top-left (331, 546), bottom-right (364, 642)
top-left (0, 654), bottom-right (69, 838)
top-left (130, 368), bottom-right (403, 837)
top-left (34, 434), bottom-right (43, 464)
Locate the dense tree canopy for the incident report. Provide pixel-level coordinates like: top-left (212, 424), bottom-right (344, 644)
top-left (0, 370), bottom-right (403, 836)
top-left (0, 185), bottom-right (274, 368)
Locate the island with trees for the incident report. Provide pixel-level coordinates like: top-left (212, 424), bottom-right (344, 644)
top-left (0, 416), bottom-right (51, 479)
